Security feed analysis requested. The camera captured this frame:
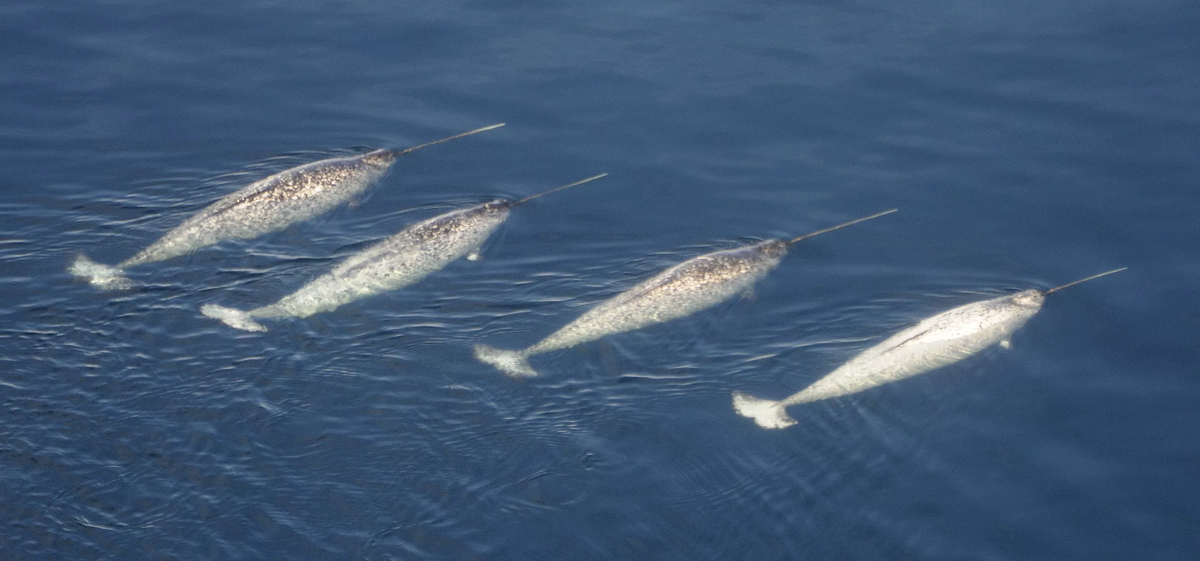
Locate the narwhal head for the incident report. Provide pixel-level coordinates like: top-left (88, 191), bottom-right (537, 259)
top-left (753, 239), bottom-right (790, 261)
top-left (360, 149), bottom-right (397, 168)
top-left (455, 198), bottom-right (514, 234)
top-left (979, 288), bottom-right (1046, 342)
top-left (718, 239), bottom-right (788, 278)
top-left (483, 198), bottom-right (515, 214)
top-left (453, 199), bottom-right (513, 230)
top-left (1010, 289), bottom-right (1046, 311)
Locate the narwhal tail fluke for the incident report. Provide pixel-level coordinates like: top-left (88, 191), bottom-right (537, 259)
top-left (69, 254), bottom-right (133, 290)
top-left (473, 344), bottom-right (539, 378)
top-left (201, 304), bottom-right (267, 332)
top-left (732, 392), bottom-right (797, 429)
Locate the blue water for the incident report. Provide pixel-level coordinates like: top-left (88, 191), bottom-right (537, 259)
top-left (2, 0), bottom-right (1198, 559)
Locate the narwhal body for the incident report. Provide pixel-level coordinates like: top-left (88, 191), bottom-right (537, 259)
top-left (474, 210), bottom-right (897, 378)
top-left (475, 240), bottom-right (789, 377)
top-left (70, 124), bottom-right (503, 290)
top-left (732, 268), bottom-right (1126, 429)
top-left (202, 174), bottom-right (607, 332)
top-left (201, 200), bottom-right (512, 332)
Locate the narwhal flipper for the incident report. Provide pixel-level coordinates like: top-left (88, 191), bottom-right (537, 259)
top-left (732, 392), bottom-right (797, 429)
top-left (473, 344), bottom-right (539, 377)
top-left (201, 304), bottom-right (267, 332)
top-left (69, 254), bottom-right (133, 290)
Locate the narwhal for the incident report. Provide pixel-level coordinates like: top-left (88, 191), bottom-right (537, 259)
top-left (732, 267), bottom-right (1127, 429)
top-left (69, 123), bottom-right (505, 290)
top-left (473, 209), bottom-right (898, 378)
top-left (200, 173), bottom-right (608, 332)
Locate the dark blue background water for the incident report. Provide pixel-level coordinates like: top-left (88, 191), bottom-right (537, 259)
top-left (2, 1), bottom-right (1197, 559)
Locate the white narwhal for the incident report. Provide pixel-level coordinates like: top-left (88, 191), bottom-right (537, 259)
top-left (732, 267), bottom-right (1127, 429)
top-left (473, 210), bottom-right (898, 378)
top-left (69, 123), bottom-right (505, 290)
top-left (200, 174), bottom-right (608, 332)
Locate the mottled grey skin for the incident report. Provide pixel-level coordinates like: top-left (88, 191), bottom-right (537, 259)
top-left (475, 240), bottom-right (789, 377)
top-left (123, 150), bottom-right (396, 267)
top-left (202, 200), bottom-right (512, 331)
top-left (733, 290), bottom-right (1045, 429)
top-left (70, 150), bottom-right (396, 290)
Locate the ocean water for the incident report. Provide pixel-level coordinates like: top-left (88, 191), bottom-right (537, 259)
top-left (1, 0), bottom-right (1198, 559)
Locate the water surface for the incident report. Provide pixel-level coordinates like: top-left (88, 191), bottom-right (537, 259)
top-left (1, 1), bottom-right (1198, 559)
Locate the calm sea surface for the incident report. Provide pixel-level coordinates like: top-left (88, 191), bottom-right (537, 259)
top-left (1, 1), bottom-right (1198, 559)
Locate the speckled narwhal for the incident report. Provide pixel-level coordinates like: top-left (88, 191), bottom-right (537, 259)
top-left (473, 209), bottom-right (898, 377)
top-left (732, 267), bottom-right (1127, 429)
top-left (200, 173), bottom-right (608, 332)
top-left (69, 123), bottom-right (504, 290)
